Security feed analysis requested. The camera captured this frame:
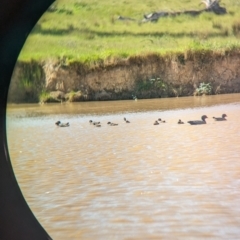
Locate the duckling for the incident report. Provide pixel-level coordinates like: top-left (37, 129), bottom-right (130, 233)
top-left (158, 118), bottom-right (166, 123)
top-left (153, 120), bottom-right (159, 125)
top-left (178, 119), bottom-right (184, 124)
top-left (90, 120), bottom-right (100, 125)
top-left (107, 122), bottom-right (118, 126)
top-left (55, 121), bottom-right (70, 127)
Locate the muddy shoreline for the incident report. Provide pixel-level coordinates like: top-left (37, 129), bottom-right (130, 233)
top-left (8, 50), bottom-right (240, 103)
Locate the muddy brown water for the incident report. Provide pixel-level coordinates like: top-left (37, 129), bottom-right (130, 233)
top-left (6, 94), bottom-right (240, 239)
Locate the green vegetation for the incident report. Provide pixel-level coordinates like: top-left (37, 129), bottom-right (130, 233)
top-left (20, 77), bottom-right (34, 93)
top-left (39, 90), bottom-right (52, 103)
top-left (66, 90), bottom-right (82, 102)
top-left (68, 90), bottom-right (77, 102)
top-left (195, 82), bottom-right (212, 95)
top-left (134, 76), bottom-right (169, 98)
top-left (18, 0), bottom-right (240, 64)
top-left (136, 77), bottom-right (166, 92)
top-left (135, 76), bottom-right (191, 98)
top-left (17, 61), bottom-right (45, 102)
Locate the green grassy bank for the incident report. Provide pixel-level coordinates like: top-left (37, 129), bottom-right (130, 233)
top-left (18, 0), bottom-right (240, 63)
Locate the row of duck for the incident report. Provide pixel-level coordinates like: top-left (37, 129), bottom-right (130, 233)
top-left (55, 114), bottom-right (227, 127)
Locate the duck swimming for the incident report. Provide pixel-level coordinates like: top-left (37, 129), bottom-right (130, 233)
top-left (187, 115), bottom-right (208, 125)
top-left (213, 114), bottom-right (227, 121)
top-left (153, 120), bottom-right (159, 125)
top-left (178, 119), bottom-right (184, 124)
top-left (158, 118), bottom-right (166, 123)
top-left (55, 121), bottom-right (70, 127)
top-left (107, 122), bottom-right (118, 126)
top-left (90, 120), bottom-right (100, 125)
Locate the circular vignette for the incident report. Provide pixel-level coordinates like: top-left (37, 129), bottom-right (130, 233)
top-left (0, 0), bottom-right (54, 239)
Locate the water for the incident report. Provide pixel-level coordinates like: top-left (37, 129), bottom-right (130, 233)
top-left (6, 94), bottom-right (240, 239)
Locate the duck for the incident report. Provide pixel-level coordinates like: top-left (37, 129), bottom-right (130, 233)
top-left (153, 120), bottom-right (159, 125)
top-left (124, 117), bottom-right (130, 123)
top-left (89, 120), bottom-right (100, 125)
top-left (107, 122), bottom-right (118, 126)
top-left (213, 114), bottom-right (227, 121)
top-left (187, 115), bottom-right (208, 125)
top-left (178, 119), bottom-right (184, 124)
top-left (55, 121), bottom-right (70, 127)
top-left (158, 118), bottom-right (166, 123)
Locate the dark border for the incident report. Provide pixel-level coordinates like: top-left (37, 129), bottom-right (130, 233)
top-left (0, 0), bottom-right (54, 239)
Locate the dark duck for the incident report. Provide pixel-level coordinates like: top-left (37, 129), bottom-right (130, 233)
top-left (153, 120), bottom-right (159, 125)
top-left (107, 122), bottom-right (118, 126)
top-left (55, 121), bottom-right (70, 127)
top-left (158, 118), bottom-right (166, 123)
top-left (213, 114), bottom-right (227, 121)
top-left (187, 115), bottom-right (208, 125)
top-left (178, 119), bottom-right (184, 124)
top-left (89, 120), bottom-right (100, 125)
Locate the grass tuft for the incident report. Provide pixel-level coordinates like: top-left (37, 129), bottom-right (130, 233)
top-left (39, 91), bottom-right (53, 103)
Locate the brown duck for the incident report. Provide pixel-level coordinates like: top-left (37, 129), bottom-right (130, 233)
top-left (213, 114), bottom-right (227, 121)
top-left (187, 115), bottom-right (208, 125)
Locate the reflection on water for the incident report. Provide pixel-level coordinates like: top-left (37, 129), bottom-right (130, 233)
top-left (6, 94), bottom-right (240, 239)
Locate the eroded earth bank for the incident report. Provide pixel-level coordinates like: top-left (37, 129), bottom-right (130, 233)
top-left (8, 50), bottom-right (240, 103)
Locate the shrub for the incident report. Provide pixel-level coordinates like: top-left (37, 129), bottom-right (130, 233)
top-left (195, 82), bottom-right (212, 95)
top-left (65, 90), bottom-right (83, 102)
top-left (68, 91), bottom-right (77, 102)
top-left (39, 91), bottom-right (52, 103)
top-left (136, 77), bottom-right (168, 96)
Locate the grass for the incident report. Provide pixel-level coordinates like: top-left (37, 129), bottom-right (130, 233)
top-left (39, 90), bottom-right (52, 103)
top-left (67, 90), bottom-right (79, 102)
top-left (18, 0), bottom-right (240, 63)
top-left (20, 77), bottom-right (34, 93)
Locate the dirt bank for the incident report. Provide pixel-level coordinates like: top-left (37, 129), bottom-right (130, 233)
top-left (8, 50), bottom-right (240, 103)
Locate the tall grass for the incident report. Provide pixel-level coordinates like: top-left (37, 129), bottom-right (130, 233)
top-left (16, 61), bottom-right (45, 102)
top-left (18, 0), bottom-right (240, 62)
